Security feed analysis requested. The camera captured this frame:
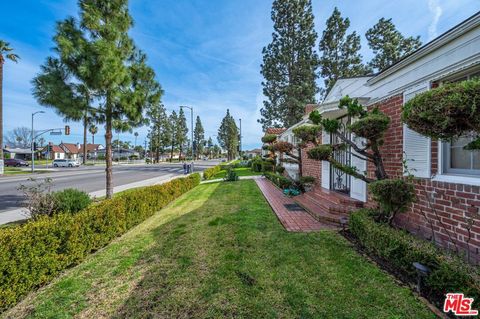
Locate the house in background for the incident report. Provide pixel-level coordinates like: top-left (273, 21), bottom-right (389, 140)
top-left (282, 12), bottom-right (480, 263)
top-left (78, 144), bottom-right (105, 160)
top-left (2, 148), bottom-right (32, 160)
top-left (42, 144), bottom-right (65, 160)
top-left (244, 149), bottom-right (262, 159)
top-left (59, 143), bottom-right (80, 160)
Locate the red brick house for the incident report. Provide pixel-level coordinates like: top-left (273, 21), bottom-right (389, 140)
top-left (281, 12), bottom-right (480, 262)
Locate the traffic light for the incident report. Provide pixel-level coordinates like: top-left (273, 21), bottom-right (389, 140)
top-left (33, 142), bottom-right (38, 151)
top-left (65, 125), bottom-right (70, 135)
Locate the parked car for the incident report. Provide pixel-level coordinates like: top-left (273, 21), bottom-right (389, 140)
top-left (53, 159), bottom-right (80, 168)
top-left (4, 158), bottom-right (29, 167)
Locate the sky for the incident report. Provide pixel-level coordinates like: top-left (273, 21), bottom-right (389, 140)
top-left (1, 0), bottom-right (479, 150)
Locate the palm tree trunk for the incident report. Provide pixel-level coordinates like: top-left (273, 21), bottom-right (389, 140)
top-left (0, 61), bottom-right (4, 173)
top-left (82, 113), bottom-right (87, 165)
top-left (105, 110), bottom-right (113, 199)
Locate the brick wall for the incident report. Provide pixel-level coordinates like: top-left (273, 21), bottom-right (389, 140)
top-left (305, 104), bottom-right (317, 116)
top-left (371, 94), bottom-right (480, 264)
top-left (301, 142), bottom-right (321, 185)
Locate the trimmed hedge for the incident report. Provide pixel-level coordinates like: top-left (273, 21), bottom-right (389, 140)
top-left (264, 172), bottom-right (293, 189)
top-left (203, 165), bottom-right (222, 180)
top-left (0, 173), bottom-right (201, 312)
top-left (350, 209), bottom-right (480, 308)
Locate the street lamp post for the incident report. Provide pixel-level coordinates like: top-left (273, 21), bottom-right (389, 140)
top-left (31, 111), bottom-right (45, 173)
top-left (179, 105), bottom-right (194, 162)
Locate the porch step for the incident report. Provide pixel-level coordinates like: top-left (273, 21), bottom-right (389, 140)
top-left (293, 186), bottom-right (363, 225)
top-left (294, 195), bottom-right (347, 225)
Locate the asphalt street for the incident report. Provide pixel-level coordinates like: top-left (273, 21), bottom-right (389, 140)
top-left (0, 160), bottom-right (219, 214)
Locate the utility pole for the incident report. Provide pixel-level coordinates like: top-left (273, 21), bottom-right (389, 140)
top-left (31, 111), bottom-right (45, 173)
top-left (144, 139), bottom-right (147, 161)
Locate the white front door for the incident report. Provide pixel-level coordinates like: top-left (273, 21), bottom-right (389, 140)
top-left (350, 133), bottom-right (367, 202)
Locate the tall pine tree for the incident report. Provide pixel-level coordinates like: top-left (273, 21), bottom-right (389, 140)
top-left (176, 108), bottom-right (188, 159)
top-left (147, 102), bottom-right (169, 163)
top-left (193, 115), bottom-right (205, 160)
top-left (218, 109), bottom-right (239, 161)
top-left (319, 7), bottom-right (370, 95)
top-left (169, 111), bottom-right (178, 161)
top-left (259, 0), bottom-right (319, 130)
top-left (366, 18), bottom-right (422, 72)
top-left (50, 0), bottom-right (162, 198)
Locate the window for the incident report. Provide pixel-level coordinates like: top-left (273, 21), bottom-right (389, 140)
top-left (441, 70), bottom-right (480, 176)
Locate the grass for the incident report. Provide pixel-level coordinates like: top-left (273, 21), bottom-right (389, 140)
top-left (210, 167), bottom-right (262, 179)
top-left (3, 167), bottom-right (49, 175)
top-left (3, 181), bottom-right (435, 318)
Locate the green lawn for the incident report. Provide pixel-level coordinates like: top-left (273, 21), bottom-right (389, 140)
top-left (210, 167), bottom-right (262, 179)
top-left (3, 167), bottom-right (49, 175)
top-left (3, 181), bottom-right (434, 319)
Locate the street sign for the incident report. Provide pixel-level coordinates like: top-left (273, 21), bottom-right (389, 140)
top-left (50, 131), bottom-right (62, 135)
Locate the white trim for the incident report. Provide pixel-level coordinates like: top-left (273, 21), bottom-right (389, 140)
top-left (432, 174), bottom-right (480, 187)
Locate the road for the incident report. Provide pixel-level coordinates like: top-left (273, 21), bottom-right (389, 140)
top-left (0, 160), bottom-right (219, 222)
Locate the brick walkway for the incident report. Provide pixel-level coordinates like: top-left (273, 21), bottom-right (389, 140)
top-left (255, 178), bottom-right (336, 232)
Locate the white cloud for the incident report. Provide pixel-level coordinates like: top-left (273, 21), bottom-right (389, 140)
top-left (428, 0), bottom-right (443, 40)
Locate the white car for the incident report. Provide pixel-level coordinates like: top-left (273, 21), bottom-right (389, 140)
top-left (53, 159), bottom-right (80, 168)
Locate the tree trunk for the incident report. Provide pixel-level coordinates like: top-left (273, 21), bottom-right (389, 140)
top-left (82, 113), bottom-right (87, 165)
top-left (170, 137), bottom-right (175, 162)
top-left (179, 145), bottom-right (183, 161)
top-left (0, 62), bottom-right (3, 174)
top-left (105, 114), bottom-right (113, 199)
top-left (298, 147), bottom-right (303, 178)
top-left (92, 134), bottom-right (95, 144)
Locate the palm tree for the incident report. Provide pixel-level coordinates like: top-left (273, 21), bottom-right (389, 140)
top-left (0, 41), bottom-right (19, 173)
top-left (134, 131), bottom-right (139, 148)
top-left (89, 124), bottom-right (98, 144)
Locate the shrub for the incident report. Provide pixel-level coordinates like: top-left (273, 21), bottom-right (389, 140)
top-left (299, 176), bottom-right (315, 184)
top-left (275, 166), bottom-right (285, 174)
top-left (251, 159), bottom-right (263, 172)
top-left (307, 145), bottom-right (332, 161)
top-left (261, 161), bottom-right (274, 172)
top-left (350, 209), bottom-right (480, 309)
top-left (261, 134), bottom-right (277, 144)
top-left (292, 125), bottom-right (321, 145)
top-left (203, 165), bottom-right (221, 180)
top-left (224, 167), bottom-right (239, 182)
top-left (17, 178), bottom-right (58, 218)
top-left (0, 173), bottom-right (201, 311)
top-left (368, 179), bottom-right (416, 225)
top-left (402, 79), bottom-right (480, 149)
top-left (53, 188), bottom-right (92, 214)
top-left (348, 109), bottom-right (390, 140)
top-left (264, 172), bottom-right (293, 189)
top-left (272, 141), bottom-right (294, 153)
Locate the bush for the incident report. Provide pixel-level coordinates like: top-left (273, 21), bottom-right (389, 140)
top-left (264, 172), bottom-right (293, 189)
top-left (349, 109), bottom-right (390, 140)
top-left (292, 125), bottom-right (321, 145)
top-left (261, 162), bottom-right (274, 172)
top-left (0, 173), bottom-right (201, 311)
top-left (261, 134), bottom-right (277, 144)
top-left (350, 209), bottom-right (480, 308)
top-left (275, 166), bottom-right (285, 174)
top-left (402, 79), bottom-right (480, 145)
top-left (251, 158), bottom-right (263, 172)
top-left (272, 141), bottom-right (294, 153)
top-left (307, 145), bottom-right (333, 161)
top-left (224, 167), bottom-right (239, 182)
top-left (368, 179), bottom-right (416, 224)
top-left (53, 188), bottom-right (92, 214)
top-left (17, 178), bottom-right (58, 218)
top-left (299, 176), bottom-right (315, 184)
top-left (203, 165), bottom-right (221, 180)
